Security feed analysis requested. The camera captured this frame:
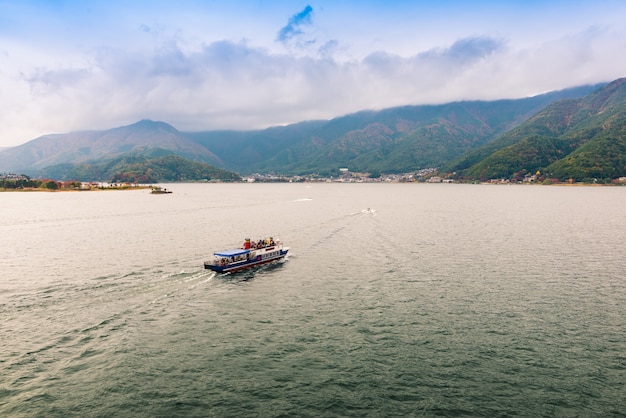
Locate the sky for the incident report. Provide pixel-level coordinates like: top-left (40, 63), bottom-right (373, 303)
top-left (1, 0), bottom-right (626, 147)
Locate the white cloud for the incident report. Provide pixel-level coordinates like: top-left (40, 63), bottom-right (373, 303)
top-left (0, 1), bottom-right (625, 147)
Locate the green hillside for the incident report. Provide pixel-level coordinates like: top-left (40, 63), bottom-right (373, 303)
top-left (0, 81), bottom-right (618, 182)
top-left (40, 153), bottom-right (241, 183)
top-left (451, 78), bottom-right (626, 182)
top-left (0, 120), bottom-right (222, 174)
top-left (187, 84), bottom-right (601, 175)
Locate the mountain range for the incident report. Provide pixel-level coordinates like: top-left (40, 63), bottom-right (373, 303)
top-left (1, 78), bottom-right (624, 182)
top-left (448, 77), bottom-right (626, 181)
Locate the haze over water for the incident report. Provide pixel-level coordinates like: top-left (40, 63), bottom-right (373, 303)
top-left (1, 183), bottom-right (625, 417)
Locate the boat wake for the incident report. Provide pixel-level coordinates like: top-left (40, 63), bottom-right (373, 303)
top-left (150, 294), bottom-right (169, 304)
top-left (346, 208), bottom-right (377, 217)
top-left (188, 271), bottom-right (216, 289)
top-left (149, 269), bottom-right (215, 303)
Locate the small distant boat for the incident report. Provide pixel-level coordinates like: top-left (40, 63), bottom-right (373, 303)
top-left (150, 186), bottom-right (172, 194)
top-left (204, 238), bottom-right (289, 273)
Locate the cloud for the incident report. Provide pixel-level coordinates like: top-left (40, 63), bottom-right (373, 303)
top-left (318, 40), bottom-right (340, 59)
top-left (15, 35), bottom-right (507, 135)
top-left (2, 10), bottom-right (625, 147)
top-left (433, 36), bottom-right (504, 63)
top-left (276, 5), bottom-right (314, 44)
top-left (361, 36), bottom-right (505, 86)
top-left (23, 67), bottom-right (92, 95)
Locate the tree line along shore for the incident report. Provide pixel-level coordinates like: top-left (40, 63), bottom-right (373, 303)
top-left (0, 175), bottom-right (150, 191)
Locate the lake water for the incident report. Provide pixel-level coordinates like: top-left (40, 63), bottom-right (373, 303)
top-left (1, 183), bottom-right (625, 417)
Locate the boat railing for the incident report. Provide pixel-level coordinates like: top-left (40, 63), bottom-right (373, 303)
top-left (245, 240), bottom-right (281, 250)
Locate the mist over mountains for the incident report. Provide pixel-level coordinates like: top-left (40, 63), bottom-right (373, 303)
top-left (1, 78), bottom-right (624, 182)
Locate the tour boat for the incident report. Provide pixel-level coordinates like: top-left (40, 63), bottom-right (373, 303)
top-left (204, 238), bottom-right (289, 273)
top-left (150, 186), bottom-right (172, 194)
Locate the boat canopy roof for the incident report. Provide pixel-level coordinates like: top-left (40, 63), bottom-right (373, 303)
top-left (214, 249), bottom-right (250, 257)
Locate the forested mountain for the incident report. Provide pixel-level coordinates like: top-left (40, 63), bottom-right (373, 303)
top-left (1, 80), bottom-right (622, 182)
top-left (447, 77), bottom-right (626, 181)
top-left (0, 120), bottom-right (222, 174)
top-left (187, 84), bottom-right (600, 175)
top-left (39, 154), bottom-right (241, 183)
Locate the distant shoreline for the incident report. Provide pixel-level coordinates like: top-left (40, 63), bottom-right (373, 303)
top-left (0, 186), bottom-right (152, 192)
top-left (2, 182), bottom-right (622, 192)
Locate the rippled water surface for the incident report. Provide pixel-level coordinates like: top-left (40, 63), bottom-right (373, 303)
top-left (1, 183), bottom-right (625, 417)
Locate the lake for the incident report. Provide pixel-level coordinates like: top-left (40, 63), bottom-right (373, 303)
top-left (1, 183), bottom-right (625, 417)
